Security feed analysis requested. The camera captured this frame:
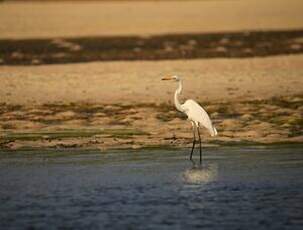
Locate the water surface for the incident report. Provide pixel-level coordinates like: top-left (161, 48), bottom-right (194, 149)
top-left (0, 146), bottom-right (303, 229)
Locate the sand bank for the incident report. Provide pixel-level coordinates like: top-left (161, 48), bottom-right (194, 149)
top-left (1, 55), bottom-right (303, 105)
top-left (1, 0), bottom-right (303, 39)
top-left (1, 55), bottom-right (302, 150)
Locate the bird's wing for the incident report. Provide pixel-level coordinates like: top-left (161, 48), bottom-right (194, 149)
top-left (181, 99), bottom-right (217, 136)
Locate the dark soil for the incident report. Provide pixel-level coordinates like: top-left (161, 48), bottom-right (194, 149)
top-left (1, 29), bottom-right (303, 65)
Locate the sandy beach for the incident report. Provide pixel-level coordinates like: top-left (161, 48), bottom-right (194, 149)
top-left (1, 55), bottom-right (303, 105)
top-left (0, 0), bottom-right (302, 150)
top-left (1, 55), bottom-right (303, 150)
top-left (1, 0), bottom-right (303, 39)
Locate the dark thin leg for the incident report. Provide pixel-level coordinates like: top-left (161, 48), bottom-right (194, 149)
top-left (197, 127), bottom-right (202, 165)
top-left (190, 124), bottom-right (196, 161)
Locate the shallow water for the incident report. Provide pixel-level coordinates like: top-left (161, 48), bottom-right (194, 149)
top-left (0, 146), bottom-right (303, 229)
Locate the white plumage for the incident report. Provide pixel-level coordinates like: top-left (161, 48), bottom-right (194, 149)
top-left (162, 75), bottom-right (217, 164)
top-left (181, 99), bottom-right (217, 137)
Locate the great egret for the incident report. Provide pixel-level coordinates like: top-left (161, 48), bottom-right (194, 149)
top-left (162, 75), bottom-right (217, 164)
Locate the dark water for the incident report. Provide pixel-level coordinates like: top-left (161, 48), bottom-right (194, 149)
top-left (0, 146), bottom-right (303, 229)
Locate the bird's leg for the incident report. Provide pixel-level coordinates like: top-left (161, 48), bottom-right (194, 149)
top-left (190, 122), bottom-right (196, 162)
top-left (197, 126), bottom-right (202, 165)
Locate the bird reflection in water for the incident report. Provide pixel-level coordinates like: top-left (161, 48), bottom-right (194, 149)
top-left (182, 164), bottom-right (218, 184)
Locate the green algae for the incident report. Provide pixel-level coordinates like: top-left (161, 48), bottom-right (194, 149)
top-left (1, 128), bottom-right (148, 142)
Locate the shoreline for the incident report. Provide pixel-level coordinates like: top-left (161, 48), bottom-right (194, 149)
top-left (1, 55), bottom-right (302, 151)
top-left (1, 94), bottom-right (302, 151)
top-left (2, 142), bottom-right (303, 155)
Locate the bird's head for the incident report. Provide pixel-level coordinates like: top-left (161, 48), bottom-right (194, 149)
top-left (161, 75), bottom-right (180, 82)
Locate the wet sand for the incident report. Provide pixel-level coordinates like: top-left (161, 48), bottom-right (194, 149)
top-left (1, 94), bottom-right (302, 150)
top-left (1, 54), bottom-right (303, 150)
top-left (1, 30), bottom-right (303, 65)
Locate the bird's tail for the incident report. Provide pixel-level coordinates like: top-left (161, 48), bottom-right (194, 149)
top-left (211, 127), bottom-right (218, 137)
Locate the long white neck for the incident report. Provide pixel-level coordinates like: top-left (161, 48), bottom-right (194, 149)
top-left (174, 80), bottom-right (183, 112)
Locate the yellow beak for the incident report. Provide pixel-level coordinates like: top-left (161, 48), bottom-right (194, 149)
top-left (161, 76), bottom-right (173, 80)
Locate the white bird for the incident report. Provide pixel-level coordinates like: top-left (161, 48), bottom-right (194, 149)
top-left (162, 75), bottom-right (217, 164)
